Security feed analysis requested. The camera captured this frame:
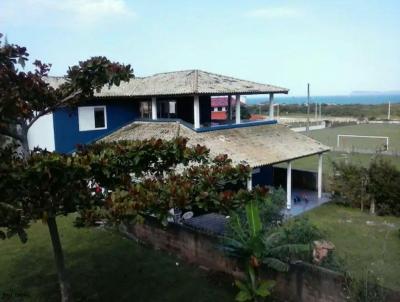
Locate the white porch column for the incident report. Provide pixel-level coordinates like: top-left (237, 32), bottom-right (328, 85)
top-left (269, 93), bottom-right (274, 120)
top-left (151, 97), bottom-right (157, 120)
top-left (317, 153), bottom-right (323, 199)
top-left (247, 174), bottom-right (253, 191)
top-left (286, 161), bottom-right (292, 209)
top-left (235, 94), bottom-right (241, 124)
top-left (194, 95), bottom-right (200, 129)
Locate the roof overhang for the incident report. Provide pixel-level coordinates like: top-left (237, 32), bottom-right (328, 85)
top-left (102, 121), bottom-right (330, 168)
top-left (46, 69), bottom-right (290, 99)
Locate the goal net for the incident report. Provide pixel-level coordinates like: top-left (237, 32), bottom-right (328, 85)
top-left (336, 135), bottom-right (389, 152)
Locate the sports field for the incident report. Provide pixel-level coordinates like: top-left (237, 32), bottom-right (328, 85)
top-left (276, 123), bottom-right (400, 175)
top-left (306, 123), bottom-right (400, 153)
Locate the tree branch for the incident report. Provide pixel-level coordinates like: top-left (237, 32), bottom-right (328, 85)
top-left (27, 90), bottom-right (82, 130)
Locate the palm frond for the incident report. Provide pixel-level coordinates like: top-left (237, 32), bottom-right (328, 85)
top-left (228, 212), bottom-right (248, 244)
top-left (262, 257), bottom-right (290, 272)
top-left (269, 243), bottom-right (310, 257)
top-left (245, 200), bottom-right (262, 237)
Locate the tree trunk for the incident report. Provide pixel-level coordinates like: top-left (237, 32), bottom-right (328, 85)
top-left (370, 200), bottom-right (376, 215)
top-left (47, 216), bottom-right (72, 302)
top-left (20, 126), bottom-right (30, 158)
top-left (0, 122), bottom-right (30, 158)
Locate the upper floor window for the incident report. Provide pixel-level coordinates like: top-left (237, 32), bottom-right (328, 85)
top-left (78, 106), bottom-right (107, 131)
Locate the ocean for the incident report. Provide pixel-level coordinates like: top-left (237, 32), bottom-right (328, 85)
top-left (246, 94), bottom-right (400, 105)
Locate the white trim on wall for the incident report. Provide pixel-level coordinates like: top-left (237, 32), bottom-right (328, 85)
top-left (28, 113), bottom-right (55, 151)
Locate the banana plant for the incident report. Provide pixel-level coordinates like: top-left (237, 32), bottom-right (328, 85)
top-left (235, 266), bottom-right (275, 302)
top-left (223, 200), bottom-right (311, 301)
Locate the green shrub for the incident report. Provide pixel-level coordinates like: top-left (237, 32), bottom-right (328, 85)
top-left (345, 271), bottom-right (387, 302)
top-left (331, 161), bottom-right (369, 209)
top-left (225, 187), bottom-right (285, 237)
top-left (279, 217), bottom-right (324, 245)
top-left (368, 158), bottom-right (400, 216)
top-left (331, 156), bottom-right (400, 216)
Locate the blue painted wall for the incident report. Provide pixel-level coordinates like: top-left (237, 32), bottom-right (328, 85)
top-left (252, 165), bottom-right (274, 187)
top-left (53, 99), bottom-right (138, 153)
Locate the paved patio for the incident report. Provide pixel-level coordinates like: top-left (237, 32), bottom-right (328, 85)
top-left (285, 189), bottom-right (331, 217)
top-left (182, 190), bottom-right (331, 235)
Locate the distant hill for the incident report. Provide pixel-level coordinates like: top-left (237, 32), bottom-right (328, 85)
top-left (351, 91), bottom-right (400, 96)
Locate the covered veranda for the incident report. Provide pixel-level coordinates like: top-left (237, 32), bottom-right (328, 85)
top-left (103, 121), bottom-right (331, 210)
top-left (96, 69), bottom-right (289, 129)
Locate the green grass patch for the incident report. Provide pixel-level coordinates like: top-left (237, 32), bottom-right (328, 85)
top-left (0, 215), bottom-right (234, 301)
top-left (276, 151), bottom-right (400, 174)
top-left (303, 204), bottom-right (400, 291)
top-left (307, 124), bottom-right (400, 152)
top-left (275, 124), bottom-right (400, 180)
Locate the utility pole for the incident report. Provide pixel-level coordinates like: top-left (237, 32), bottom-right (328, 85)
top-left (319, 102), bottom-right (322, 120)
top-left (315, 102), bottom-right (318, 120)
top-left (388, 101), bottom-right (391, 120)
top-left (306, 83), bottom-right (310, 133)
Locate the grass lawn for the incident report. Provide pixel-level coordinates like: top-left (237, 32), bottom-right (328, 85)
top-left (0, 215), bottom-right (234, 301)
top-left (303, 203), bottom-right (400, 291)
top-left (275, 124), bottom-right (400, 175)
top-left (307, 124), bottom-right (400, 152)
top-left (275, 151), bottom-right (400, 179)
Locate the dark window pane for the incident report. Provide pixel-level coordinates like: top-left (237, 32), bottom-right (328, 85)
top-left (94, 108), bottom-right (105, 128)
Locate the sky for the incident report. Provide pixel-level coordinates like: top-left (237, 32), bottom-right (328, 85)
top-left (1, 0), bottom-right (399, 96)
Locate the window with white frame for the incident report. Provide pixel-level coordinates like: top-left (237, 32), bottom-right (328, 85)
top-left (78, 106), bottom-right (107, 131)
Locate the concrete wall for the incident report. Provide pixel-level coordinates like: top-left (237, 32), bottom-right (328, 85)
top-left (27, 113), bottom-right (55, 151)
top-left (124, 219), bottom-right (350, 302)
top-left (291, 121), bottom-right (326, 132)
top-left (124, 219), bottom-right (244, 279)
top-left (53, 99), bottom-right (138, 153)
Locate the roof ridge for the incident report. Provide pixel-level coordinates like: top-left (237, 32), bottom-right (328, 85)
top-left (197, 70), bottom-right (288, 91)
top-left (149, 69), bottom-right (196, 76)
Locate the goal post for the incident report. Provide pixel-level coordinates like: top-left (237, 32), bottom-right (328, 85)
top-left (336, 134), bottom-right (389, 151)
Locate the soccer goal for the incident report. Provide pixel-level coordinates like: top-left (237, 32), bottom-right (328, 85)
top-left (336, 134), bottom-right (389, 151)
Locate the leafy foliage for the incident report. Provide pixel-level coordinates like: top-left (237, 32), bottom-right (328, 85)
top-left (0, 136), bottom-right (261, 300)
top-left (0, 137), bottom-right (256, 240)
top-left (225, 188), bottom-right (285, 237)
top-left (0, 33), bottom-right (133, 152)
top-left (331, 161), bottom-right (368, 209)
top-left (0, 148), bottom-right (93, 242)
top-left (331, 156), bottom-right (400, 216)
top-left (75, 141), bottom-right (253, 226)
top-left (278, 217), bottom-right (324, 245)
top-left (223, 197), bottom-right (318, 301)
top-left (234, 268), bottom-right (275, 302)
top-left (344, 270), bottom-right (387, 302)
top-left (367, 158), bottom-right (400, 216)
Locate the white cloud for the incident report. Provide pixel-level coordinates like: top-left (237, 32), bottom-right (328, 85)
top-left (0, 0), bottom-right (135, 29)
top-left (245, 7), bottom-right (303, 19)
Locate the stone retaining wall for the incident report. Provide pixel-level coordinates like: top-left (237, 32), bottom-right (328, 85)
top-left (122, 218), bottom-right (399, 302)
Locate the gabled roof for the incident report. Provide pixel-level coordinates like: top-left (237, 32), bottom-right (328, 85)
top-left (96, 70), bottom-right (289, 98)
top-left (102, 122), bottom-right (329, 167)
